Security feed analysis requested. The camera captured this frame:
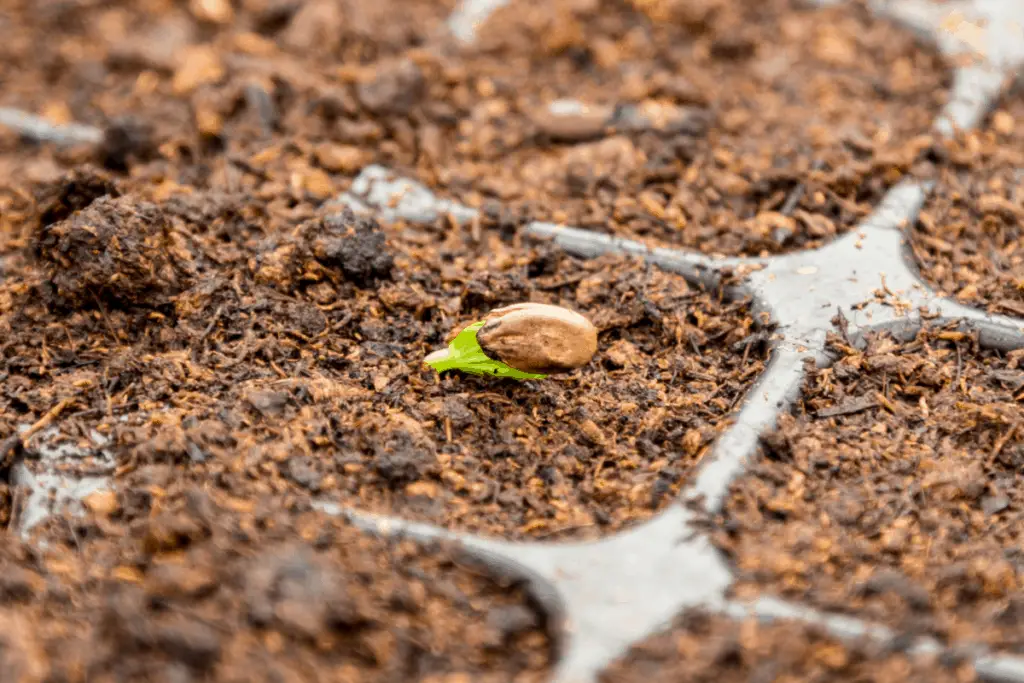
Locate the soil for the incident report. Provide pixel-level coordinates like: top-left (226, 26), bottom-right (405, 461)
top-left (0, 0), bottom-right (952, 259)
top-left (0, 487), bottom-right (551, 682)
top-left (410, 0), bottom-right (950, 256)
top-left (0, 0), bottom-right (769, 674)
top-left (0, 0), bottom-right (1015, 678)
top-left (716, 326), bottom-right (1024, 652)
top-left (2, 174), bottom-right (761, 541)
top-left (910, 101), bottom-right (1024, 313)
top-left (601, 611), bottom-right (974, 683)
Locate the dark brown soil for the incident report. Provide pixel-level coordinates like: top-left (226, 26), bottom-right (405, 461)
top-left (410, 0), bottom-right (950, 256)
top-left (0, 487), bottom-right (550, 682)
top-left (0, 0), bottom-right (951, 259)
top-left (601, 611), bottom-right (974, 683)
top-left (0, 0), bottom-right (1010, 678)
top-left (910, 101), bottom-right (1024, 313)
top-left (0, 0), bottom-right (769, 675)
top-left (2, 174), bottom-right (760, 540)
top-left (717, 326), bottom-right (1024, 651)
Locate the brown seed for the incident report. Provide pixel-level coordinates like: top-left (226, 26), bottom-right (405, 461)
top-left (474, 303), bottom-right (598, 374)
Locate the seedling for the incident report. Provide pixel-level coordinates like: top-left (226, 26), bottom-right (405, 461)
top-left (424, 303), bottom-right (598, 380)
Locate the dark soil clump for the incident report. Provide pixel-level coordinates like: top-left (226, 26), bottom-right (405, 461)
top-left (253, 207), bottom-right (395, 290)
top-left (34, 194), bottom-right (193, 309)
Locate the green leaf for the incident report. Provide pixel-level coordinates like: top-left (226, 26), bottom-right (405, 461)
top-left (424, 321), bottom-right (547, 380)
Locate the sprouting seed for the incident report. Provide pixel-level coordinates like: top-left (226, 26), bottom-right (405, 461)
top-left (424, 303), bottom-right (598, 380)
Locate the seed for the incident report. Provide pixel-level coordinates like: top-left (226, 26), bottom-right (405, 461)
top-left (426, 303), bottom-right (598, 379)
top-left (474, 303), bottom-right (598, 374)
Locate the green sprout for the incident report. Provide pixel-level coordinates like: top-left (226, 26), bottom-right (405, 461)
top-left (424, 321), bottom-right (546, 380)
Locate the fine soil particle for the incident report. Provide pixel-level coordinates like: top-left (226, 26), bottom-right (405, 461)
top-left (404, 0), bottom-right (949, 256)
top-left (601, 611), bottom-right (973, 683)
top-left (716, 326), bottom-right (1024, 651)
top-left (1, 184), bottom-right (762, 539)
top-left (0, 489), bottom-right (550, 682)
top-left (910, 101), bottom-right (1024, 314)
